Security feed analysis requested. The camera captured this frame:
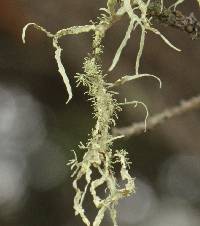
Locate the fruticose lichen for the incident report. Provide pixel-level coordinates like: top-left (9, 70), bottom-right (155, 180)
top-left (22, 1), bottom-right (198, 225)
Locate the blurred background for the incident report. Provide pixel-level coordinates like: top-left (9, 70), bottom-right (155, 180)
top-left (0, 1), bottom-right (200, 226)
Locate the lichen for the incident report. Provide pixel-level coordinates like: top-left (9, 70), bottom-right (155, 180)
top-left (70, 56), bottom-right (135, 226)
top-left (21, 1), bottom-right (194, 225)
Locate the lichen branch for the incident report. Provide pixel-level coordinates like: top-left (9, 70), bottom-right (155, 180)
top-left (108, 73), bottom-right (162, 88)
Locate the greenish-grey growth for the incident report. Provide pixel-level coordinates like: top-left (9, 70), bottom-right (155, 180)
top-left (22, 1), bottom-right (199, 225)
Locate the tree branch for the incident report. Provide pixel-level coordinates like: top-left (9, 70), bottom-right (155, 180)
top-left (113, 94), bottom-right (200, 137)
top-left (148, 2), bottom-right (200, 40)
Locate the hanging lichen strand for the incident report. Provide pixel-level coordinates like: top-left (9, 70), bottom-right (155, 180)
top-left (22, 1), bottom-right (199, 225)
top-left (69, 20), bottom-right (135, 226)
top-left (72, 54), bottom-right (134, 226)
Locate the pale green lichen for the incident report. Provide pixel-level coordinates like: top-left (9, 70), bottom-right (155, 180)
top-left (109, 0), bottom-right (181, 74)
top-left (21, 1), bottom-right (194, 225)
top-left (22, 23), bottom-right (95, 103)
top-left (119, 99), bottom-right (149, 132)
top-left (108, 74), bottom-right (162, 88)
top-left (70, 56), bottom-right (135, 226)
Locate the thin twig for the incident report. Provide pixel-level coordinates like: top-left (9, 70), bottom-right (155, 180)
top-left (113, 94), bottom-right (200, 137)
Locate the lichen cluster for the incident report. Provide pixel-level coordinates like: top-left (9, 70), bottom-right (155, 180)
top-left (22, 1), bottom-right (199, 225)
top-left (70, 55), bottom-right (134, 226)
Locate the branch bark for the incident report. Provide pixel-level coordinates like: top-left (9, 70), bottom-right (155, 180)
top-left (148, 2), bottom-right (200, 40)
